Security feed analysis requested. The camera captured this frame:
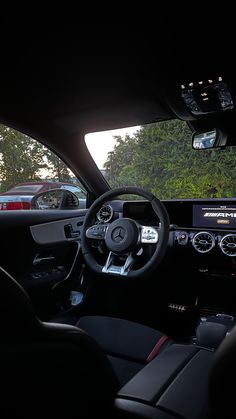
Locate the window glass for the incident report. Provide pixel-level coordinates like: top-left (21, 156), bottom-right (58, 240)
top-left (0, 124), bottom-right (87, 210)
top-left (85, 119), bottom-right (236, 199)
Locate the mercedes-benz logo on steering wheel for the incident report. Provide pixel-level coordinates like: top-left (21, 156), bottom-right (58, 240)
top-left (112, 227), bottom-right (125, 243)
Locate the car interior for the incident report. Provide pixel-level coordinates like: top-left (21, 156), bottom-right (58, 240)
top-left (1, 6), bottom-right (236, 419)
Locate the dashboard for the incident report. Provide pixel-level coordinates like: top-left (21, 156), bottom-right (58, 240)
top-left (96, 199), bottom-right (236, 258)
top-left (174, 202), bottom-right (236, 257)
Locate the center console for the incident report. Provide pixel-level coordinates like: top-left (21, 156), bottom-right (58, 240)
top-left (115, 344), bottom-right (214, 419)
top-left (115, 310), bottom-right (235, 419)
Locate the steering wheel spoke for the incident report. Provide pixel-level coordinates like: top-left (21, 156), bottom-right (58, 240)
top-left (102, 251), bottom-right (135, 276)
top-left (141, 226), bottom-right (159, 244)
top-left (86, 224), bottom-right (108, 240)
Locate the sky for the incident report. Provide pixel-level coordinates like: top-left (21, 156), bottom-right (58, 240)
top-left (85, 125), bottom-right (140, 169)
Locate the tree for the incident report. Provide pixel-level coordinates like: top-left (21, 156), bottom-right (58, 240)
top-left (104, 120), bottom-right (236, 199)
top-left (0, 125), bottom-right (48, 191)
top-left (0, 124), bottom-right (75, 192)
top-left (104, 135), bottom-right (137, 186)
top-left (45, 150), bottom-right (72, 182)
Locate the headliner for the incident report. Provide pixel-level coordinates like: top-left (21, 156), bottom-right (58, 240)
top-left (1, 7), bottom-right (235, 140)
top-left (1, 7), bottom-right (235, 196)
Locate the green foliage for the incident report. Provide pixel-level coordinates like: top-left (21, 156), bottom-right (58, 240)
top-left (0, 125), bottom-right (46, 191)
top-left (45, 150), bottom-right (72, 183)
top-left (104, 120), bottom-right (236, 199)
top-left (0, 125), bottom-right (73, 192)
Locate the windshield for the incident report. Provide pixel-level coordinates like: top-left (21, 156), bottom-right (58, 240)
top-left (85, 120), bottom-right (236, 199)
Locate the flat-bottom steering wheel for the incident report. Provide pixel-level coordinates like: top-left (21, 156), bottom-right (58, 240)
top-left (81, 187), bottom-right (170, 278)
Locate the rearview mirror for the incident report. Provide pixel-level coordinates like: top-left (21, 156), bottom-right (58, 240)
top-left (30, 188), bottom-right (80, 210)
top-left (192, 129), bottom-right (227, 150)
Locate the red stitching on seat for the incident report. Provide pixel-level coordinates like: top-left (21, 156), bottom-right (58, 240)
top-left (146, 335), bottom-right (169, 362)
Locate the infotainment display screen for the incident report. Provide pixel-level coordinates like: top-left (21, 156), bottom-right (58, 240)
top-left (193, 204), bottom-right (236, 228)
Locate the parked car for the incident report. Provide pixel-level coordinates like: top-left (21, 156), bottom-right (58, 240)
top-left (0, 181), bottom-right (86, 210)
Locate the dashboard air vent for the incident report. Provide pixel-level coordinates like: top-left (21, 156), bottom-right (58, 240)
top-left (192, 232), bottom-right (215, 253)
top-left (220, 234), bottom-right (236, 257)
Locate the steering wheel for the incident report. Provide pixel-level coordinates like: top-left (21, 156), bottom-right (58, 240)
top-left (81, 187), bottom-right (170, 278)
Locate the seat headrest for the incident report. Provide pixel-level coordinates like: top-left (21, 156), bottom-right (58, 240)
top-left (0, 266), bottom-right (40, 337)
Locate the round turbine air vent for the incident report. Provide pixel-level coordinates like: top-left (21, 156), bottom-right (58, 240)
top-left (192, 232), bottom-right (215, 253)
top-left (220, 234), bottom-right (236, 257)
top-left (97, 204), bottom-right (113, 223)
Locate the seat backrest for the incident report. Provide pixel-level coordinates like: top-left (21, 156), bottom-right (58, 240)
top-left (209, 325), bottom-right (236, 419)
top-left (0, 267), bottom-right (118, 418)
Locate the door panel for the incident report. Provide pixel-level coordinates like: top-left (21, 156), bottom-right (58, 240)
top-left (0, 210), bottom-right (86, 318)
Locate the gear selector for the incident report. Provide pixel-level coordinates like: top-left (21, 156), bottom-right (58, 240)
top-left (194, 314), bottom-right (235, 349)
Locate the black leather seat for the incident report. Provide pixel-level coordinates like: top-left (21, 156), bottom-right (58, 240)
top-left (0, 267), bottom-right (118, 418)
top-left (1, 264), bottom-right (226, 419)
top-left (78, 315), bottom-right (172, 386)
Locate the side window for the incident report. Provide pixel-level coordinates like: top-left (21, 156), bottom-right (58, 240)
top-left (0, 124), bottom-right (87, 210)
